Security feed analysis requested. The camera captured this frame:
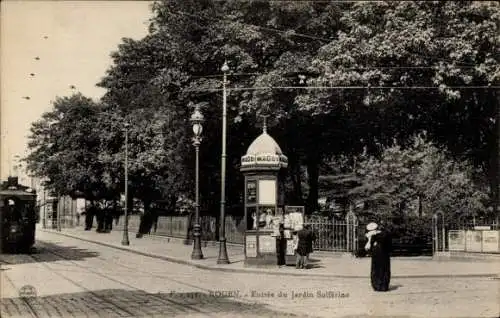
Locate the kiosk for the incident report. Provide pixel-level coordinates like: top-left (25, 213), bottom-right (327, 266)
top-left (241, 124), bottom-right (304, 266)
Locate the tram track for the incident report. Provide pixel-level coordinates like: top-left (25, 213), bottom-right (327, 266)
top-left (26, 241), bottom-right (221, 317)
top-left (39, 240), bottom-right (217, 292)
top-left (6, 251), bottom-right (134, 317)
top-left (1, 269), bottom-right (41, 318)
top-left (3, 237), bottom-right (294, 317)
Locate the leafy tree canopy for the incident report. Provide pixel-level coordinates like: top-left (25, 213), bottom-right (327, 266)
top-left (349, 133), bottom-right (489, 226)
top-left (25, 93), bottom-right (111, 200)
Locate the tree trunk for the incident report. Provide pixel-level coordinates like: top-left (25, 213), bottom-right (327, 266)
top-left (418, 195), bottom-right (423, 218)
top-left (288, 152), bottom-right (304, 206)
top-left (496, 90), bottom-right (500, 221)
top-left (168, 195), bottom-right (177, 214)
top-left (486, 139), bottom-right (498, 216)
top-left (306, 154), bottom-right (320, 215)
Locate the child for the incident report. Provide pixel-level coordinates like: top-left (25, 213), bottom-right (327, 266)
top-left (294, 225), bottom-right (307, 269)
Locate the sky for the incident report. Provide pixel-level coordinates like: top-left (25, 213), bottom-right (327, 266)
top-left (1, 1), bottom-right (152, 184)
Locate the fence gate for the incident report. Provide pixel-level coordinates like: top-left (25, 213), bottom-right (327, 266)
top-left (305, 210), bottom-right (358, 252)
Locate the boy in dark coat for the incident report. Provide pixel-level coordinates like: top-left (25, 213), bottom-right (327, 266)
top-left (304, 224), bottom-right (316, 265)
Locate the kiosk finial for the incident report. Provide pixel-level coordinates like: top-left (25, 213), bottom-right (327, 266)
top-left (262, 115), bottom-right (268, 133)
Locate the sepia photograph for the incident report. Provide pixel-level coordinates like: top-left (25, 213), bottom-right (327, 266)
top-left (1, 1), bottom-right (499, 317)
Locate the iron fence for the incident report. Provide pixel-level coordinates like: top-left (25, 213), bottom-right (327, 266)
top-left (305, 212), bottom-right (358, 252)
top-left (114, 213), bottom-right (359, 251)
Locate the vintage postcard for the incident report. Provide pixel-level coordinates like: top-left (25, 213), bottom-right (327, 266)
top-left (1, 1), bottom-right (499, 317)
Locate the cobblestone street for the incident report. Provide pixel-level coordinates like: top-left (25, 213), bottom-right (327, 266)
top-left (1, 230), bottom-right (499, 318)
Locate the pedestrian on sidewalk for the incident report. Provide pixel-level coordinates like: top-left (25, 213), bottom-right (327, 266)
top-left (84, 205), bottom-right (96, 231)
top-left (104, 208), bottom-right (113, 233)
top-left (304, 224), bottom-right (316, 266)
top-left (276, 223), bottom-right (287, 267)
top-left (295, 225), bottom-right (308, 269)
top-left (365, 222), bottom-right (392, 292)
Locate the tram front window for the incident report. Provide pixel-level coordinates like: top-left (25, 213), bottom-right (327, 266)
top-left (3, 199), bottom-right (23, 221)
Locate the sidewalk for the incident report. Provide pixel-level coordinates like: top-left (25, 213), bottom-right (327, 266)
top-left (38, 226), bottom-right (500, 279)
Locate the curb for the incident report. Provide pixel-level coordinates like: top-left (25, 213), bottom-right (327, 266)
top-left (39, 229), bottom-right (500, 279)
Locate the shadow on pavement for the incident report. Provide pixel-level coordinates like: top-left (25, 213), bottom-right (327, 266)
top-left (0, 241), bottom-right (99, 265)
top-left (307, 258), bottom-right (321, 263)
top-left (307, 264), bottom-right (326, 269)
top-left (388, 284), bottom-right (403, 291)
top-left (1, 289), bottom-right (310, 318)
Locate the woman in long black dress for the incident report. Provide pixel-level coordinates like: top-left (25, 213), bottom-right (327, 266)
top-left (365, 222), bottom-right (391, 291)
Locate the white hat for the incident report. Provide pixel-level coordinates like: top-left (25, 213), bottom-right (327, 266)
top-left (366, 222), bottom-right (378, 231)
top-left (294, 225), bottom-right (303, 231)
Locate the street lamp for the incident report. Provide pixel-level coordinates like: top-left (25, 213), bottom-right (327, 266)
top-left (218, 61), bottom-right (230, 264)
top-left (42, 187), bottom-right (47, 229)
top-left (190, 103), bottom-right (204, 260)
top-left (57, 196), bottom-right (62, 232)
top-left (122, 121), bottom-right (130, 246)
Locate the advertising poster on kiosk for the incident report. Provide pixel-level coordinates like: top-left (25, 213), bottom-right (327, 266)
top-left (284, 206), bottom-right (305, 256)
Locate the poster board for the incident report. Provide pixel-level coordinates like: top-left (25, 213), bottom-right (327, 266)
top-left (481, 231), bottom-right (499, 253)
top-left (246, 180), bottom-right (257, 204)
top-left (271, 216), bottom-right (283, 236)
top-left (259, 235), bottom-right (276, 253)
top-left (283, 206), bottom-right (305, 257)
top-left (465, 230), bottom-right (482, 252)
top-left (448, 230), bottom-right (466, 251)
top-left (76, 198), bottom-right (86, 215)
top-left (284, 206), bottom-right (305, 230)
top-left (286, 239), bottom-right (296, 255)
top-left (258, 179), bottom-right (276, 204)
top-left (246, 235), bottom-right (257, 257)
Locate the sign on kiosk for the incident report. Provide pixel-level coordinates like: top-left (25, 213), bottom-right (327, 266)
top-left (284, 206), bottom-right (304, 229)
top-left (284, 206), bottom-right (305, 256)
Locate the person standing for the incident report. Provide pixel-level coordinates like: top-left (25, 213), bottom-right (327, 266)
top-left (295, 225), bottom-right (308, 269)
top-left (304, 224), bottom-right (316, 265)
top-left (365, 222), bottom-right (392, 291)
top-left (275, 223), bottom-right (287, 267)
top-left (84, 204), bottom-right (96, 231)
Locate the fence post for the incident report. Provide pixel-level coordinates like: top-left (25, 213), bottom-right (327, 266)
top-left (442, 218), bottom-right (445, 252)
top-left (346, 207), bottom-right (357, 253)
top-left (169, 216), bottom-right (172, 236)
top-left (432, 215), bottom-right (436, 254)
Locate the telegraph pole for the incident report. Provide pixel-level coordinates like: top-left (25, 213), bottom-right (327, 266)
top-left (217, 61), bottom-right (230, 264)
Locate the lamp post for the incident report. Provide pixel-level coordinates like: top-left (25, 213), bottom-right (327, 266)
top-left (42, 188), bottom-right (46, 229)
top-left (122, 121), bottom-right (130, 246)
top-left (57, 196), bottom-right (62, 232)
top-left (190, 103), bottom-right (204, 259)
top-left (218, 61), bottom-right (230, 264)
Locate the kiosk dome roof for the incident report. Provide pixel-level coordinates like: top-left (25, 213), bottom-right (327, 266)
top-left (241, 130), bottom-right (288, 171)
top-left (245, 131), bottom-right (283, 156)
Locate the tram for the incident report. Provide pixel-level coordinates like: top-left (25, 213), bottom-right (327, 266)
top-left (0, 177), bottom-right (38, 252)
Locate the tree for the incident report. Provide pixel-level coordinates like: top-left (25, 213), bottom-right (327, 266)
top-left (141, 0), bottom-right (349, 213)
top-left (349, 133), bottom-right (489, 239)
top-left (25, 93), bottom-right (112, 201)
top-left (310, 1), bottom-right (499, 202)
top-left (96, 105), bottom-right (191, 223)
top-left (95, 0), bottom-right (499, 217)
